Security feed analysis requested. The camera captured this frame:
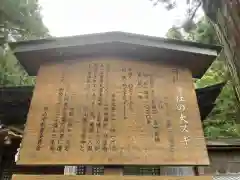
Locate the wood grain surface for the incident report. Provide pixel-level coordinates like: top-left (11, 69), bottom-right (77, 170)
top-left (17, 57), bottom-right (209, 165)
top-left (12, 175), bottom-right (213, 180)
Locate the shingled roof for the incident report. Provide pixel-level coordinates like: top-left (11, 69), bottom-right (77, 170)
top-left (9, 31), bottom-right (222, 78)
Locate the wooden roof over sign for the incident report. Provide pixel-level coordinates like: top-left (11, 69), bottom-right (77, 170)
top-left (9, 31), bottom-right (221, 78)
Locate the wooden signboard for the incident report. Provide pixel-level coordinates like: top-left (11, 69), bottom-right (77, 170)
top-left (17, 58), bottom-right (209, 165)
top-left (12, 175), bottom-right (213, 180)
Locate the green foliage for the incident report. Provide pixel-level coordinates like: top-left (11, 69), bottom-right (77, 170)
top-left (0, 47), bottom-right (35, 86)
top-left (0, 0), bottom-right (48, 86)
top-left (186, 16), bottom-right (218, 44)
top-left (203, 81), bottom-right (240, 138)
top-left (0, 0), bottom-right (49, 41)
top-left (167, 16), bottom-right (240, 138)
top-left (166, 27), bottom-right (184, 40)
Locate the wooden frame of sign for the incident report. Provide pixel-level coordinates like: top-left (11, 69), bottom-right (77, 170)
top-left (12, 175), bottom-right (213, 180)
top-left (17, 57), bottom-right (209, 165)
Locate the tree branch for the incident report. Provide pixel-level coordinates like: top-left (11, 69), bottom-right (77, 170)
top-left (188, 1), bottom-right (202, 21)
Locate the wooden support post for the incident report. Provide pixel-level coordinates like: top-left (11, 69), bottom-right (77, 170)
top-left (194, 166), bottom-right (200, 176)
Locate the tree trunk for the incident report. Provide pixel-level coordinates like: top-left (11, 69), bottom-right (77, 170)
top-left (203, 0), bottom-right (240, 104)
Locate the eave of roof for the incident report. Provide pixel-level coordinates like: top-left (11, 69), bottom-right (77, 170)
top-left (9, 31), bottom-right (222, 78)
top-left (207, 138), bottom-right (240, 149)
